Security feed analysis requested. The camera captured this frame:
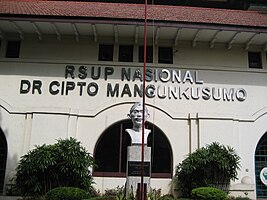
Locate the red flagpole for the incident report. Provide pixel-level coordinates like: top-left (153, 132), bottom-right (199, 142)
top-left (141, 0), bottom-right (147, 199)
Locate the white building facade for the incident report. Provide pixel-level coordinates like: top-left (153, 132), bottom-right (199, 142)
top-left (0, 0), bottom-right (267, 199)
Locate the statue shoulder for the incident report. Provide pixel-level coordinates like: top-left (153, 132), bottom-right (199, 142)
top-left (125, 128), bottom-right (132, 133)
top-left (125, 129), bottom-right (136, 135)
top-left (145, 129), bottom-right (151, 134)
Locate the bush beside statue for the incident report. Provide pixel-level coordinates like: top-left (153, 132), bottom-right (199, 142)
top-left (14, 137), bottom-right (95, 199)
top-left (175, 142), bottom-right (241, 197)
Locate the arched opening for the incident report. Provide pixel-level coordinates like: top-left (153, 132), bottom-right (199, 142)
top-left (255, 132), bottom-right (267, 198)
top-left (0, 128), bottom-right (7, 194)
top-left (93, 119), bottom-right (173, 178)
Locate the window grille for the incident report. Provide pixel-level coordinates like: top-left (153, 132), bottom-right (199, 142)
top-left (255, 133), bottom-right (267, 198)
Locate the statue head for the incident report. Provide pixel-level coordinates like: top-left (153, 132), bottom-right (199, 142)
top-left (128, 102), bottom-right (150, 130)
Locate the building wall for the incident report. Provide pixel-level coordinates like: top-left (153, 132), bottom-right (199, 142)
top-left (0, 37), bottom-right (267, 198)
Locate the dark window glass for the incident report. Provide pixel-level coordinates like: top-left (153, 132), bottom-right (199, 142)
top-left (248, 52), bottom-right (262, 69)
top-left (139, 46), bottom-right (153, 63)
top-left (98, 44), bottom-right (113, 61)
top-left (94, 122), bottom-right (131, 173)
top-left (93, 120), bottom-right (172, 178)
top-left (6, 41), bottom-right (21, 58)
top-left (119, 45), bottom-right (133, 62)
top-left (158, 47), bottom-right (173, 64)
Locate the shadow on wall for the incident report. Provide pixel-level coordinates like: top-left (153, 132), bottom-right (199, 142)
top-left (0, 111), bottom-right (7, 194)
top-left (0, 109), bottom-right (19, 196)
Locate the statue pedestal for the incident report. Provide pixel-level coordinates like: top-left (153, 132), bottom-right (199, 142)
top-left (126, 145), bottom-right (151, 197)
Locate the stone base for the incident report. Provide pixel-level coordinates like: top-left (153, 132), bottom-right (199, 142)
top-left (228, 176), bottom-right (255, 200)
top-left (126, 145), bottom-right (151, 196)
top-left (229, 183), bottom-right (255, 200)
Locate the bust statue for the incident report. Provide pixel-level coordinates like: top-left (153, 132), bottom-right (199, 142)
top-left (126, 102), bottom-right (151, 145)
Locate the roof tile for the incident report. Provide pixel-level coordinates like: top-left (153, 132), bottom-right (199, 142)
top-left (0, 0), bottom-right (266, 28)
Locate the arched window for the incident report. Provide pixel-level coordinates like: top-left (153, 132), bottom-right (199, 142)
top-left (0, 128), bottom-right (7, 194)
top-left (93, 120), bottom-right (172, 178)
top-left (255, 132), bottom-right (267, 198)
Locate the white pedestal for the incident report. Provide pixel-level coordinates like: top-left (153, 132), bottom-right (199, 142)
top-left (126, 145), bottom-right (151, 196)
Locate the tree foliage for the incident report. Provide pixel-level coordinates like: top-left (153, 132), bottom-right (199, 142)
top-left (175, 142), bottom-right (240, 197)
top-left (15, 137), bottom-right (95, 197)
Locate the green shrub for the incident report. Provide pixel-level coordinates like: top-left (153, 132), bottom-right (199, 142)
top-left (89, 196), bottom-right (117, 200)
top-left (176, 197), bottom-right (191, 200)
top-left (176, 198), bottom-right (192, 200)
top-left (148, 188), bottom-right (161, 200)
top-left (45, 187), bottom-right (90, 200)
top-left (175, 142), bottom-right (240, 196)
top-left (16, 137), bottom-right (95, 197)
top-left (191, 187), bottom-right (227, 200)
top-left (104, 186), bottom-right (124, 196)
top-left (100, 186), bottom-right (125, 200)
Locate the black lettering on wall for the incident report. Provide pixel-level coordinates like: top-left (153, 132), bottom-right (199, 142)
top-left (65, 81), bottom-right (75, 95)
top-left (20, 80), bottom-right (42, 94)
top-left (91, 67), bottom-right (101, 80)
top-left (107, 83), bottom-right (119, 97)
top-left (32, 80), bottom-right (42, 94)
top-left (65, 65), bottom-right (75, 79)
top-left (49, 81), bottom-right (60, 95)
top-left (20, 80), bottom-right (31, 94)
top-left (87, 82), bottom-right (99, 96)
top-left (121, 84), bottom-right (132, 97)
top-left (121, 68), bottom-right (131, 81)
top-left (104, 67), bottom-right (114, 80)
top-left (77, 82), bottom-right (86, 96)
top-left (78, 66), bottom-right (87, 79)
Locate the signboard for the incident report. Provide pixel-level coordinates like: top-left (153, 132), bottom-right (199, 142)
top-left (19, 65), bottom-right (247, 102)
top-left (128, 161), bottom-right (150, 177)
